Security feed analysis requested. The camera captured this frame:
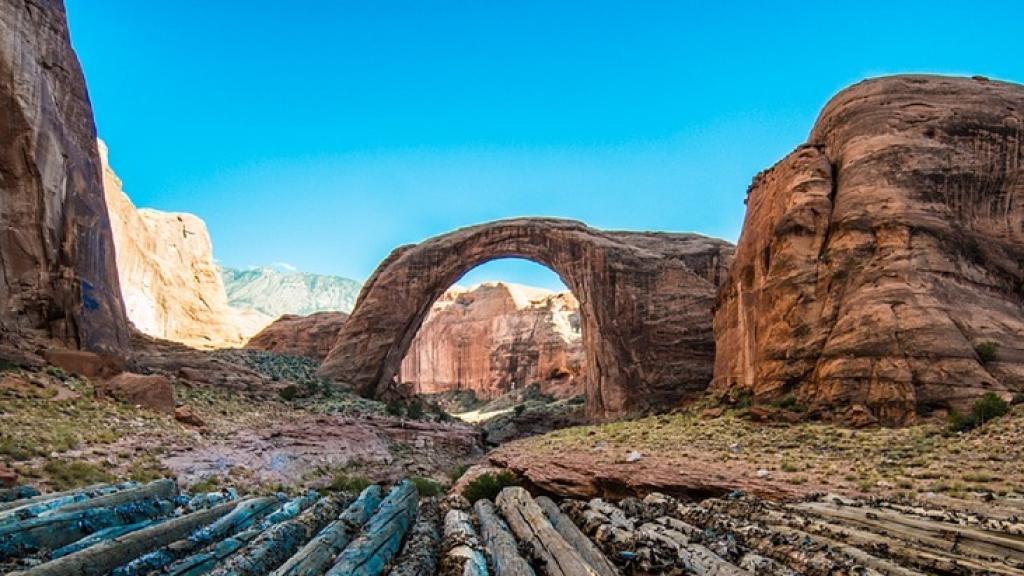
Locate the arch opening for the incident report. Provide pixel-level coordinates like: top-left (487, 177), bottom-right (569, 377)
top-left (396, 258), bottom-right (587, 420)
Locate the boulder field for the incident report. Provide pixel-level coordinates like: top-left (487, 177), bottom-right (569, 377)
top-left (713, 75), bottom-right (1024, 425)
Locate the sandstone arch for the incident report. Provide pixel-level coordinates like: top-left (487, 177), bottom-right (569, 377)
top-left (318, 218), bottom-right (733, 420)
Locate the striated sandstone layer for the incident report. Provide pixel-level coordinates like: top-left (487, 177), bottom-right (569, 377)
top-left (400, 282), bottom-right (584, 401)
top-left (101, 142), bottom-right (270, 347)
top-left (0, 0), bottom-right (129, 358)
top-left (713, 75), bottom-right (1024, 425)
top-left (321, 218), bottom-right (734, 420)
top-left (245, 311), bottom-right (349, 360)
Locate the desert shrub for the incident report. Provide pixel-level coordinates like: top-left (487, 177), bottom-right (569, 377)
top-left (448, 463), bottom-right (469, 483)
top-left (189, 475), bottom-right (223, 493)
top-left (328, 472), bottom-right (372, 494)
top-left (975, 341), bottom-right (999, 364)
top-left (385, 400), bottom-right (403, 417)
top-left (461, 471), bottom-right (518, 504)
top-left (773, 395), bottom-right (806, 412)
top-left (948, 392), bottom-right (1010, 432)
top-left (513, 404), bottom-right (526, 417)
top-left (278, 384), bottom-right (300, 401)
top-left (406, 399), bottom-right (425, 420)
top-left (411, 476), bottom-right (443, 497)
top-left (44, 460), bottom-right (114, 490)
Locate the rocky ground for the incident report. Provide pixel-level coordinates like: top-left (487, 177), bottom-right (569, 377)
top-left (0, 346), bottom-right (482, 496)
top-left (485, 399), bottom-right (1024, 505)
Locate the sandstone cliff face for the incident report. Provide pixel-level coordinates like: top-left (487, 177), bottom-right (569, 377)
top-left (101, 142), bottom-right (270, 347)
top-left (245, 311), bottom-right (349, 360)
top-left (399, 282), bottom-right (584, 401)
top-left (713, 75), bottom-right (1024, 425)
top-left (0, 0), bottom-right (129, 358)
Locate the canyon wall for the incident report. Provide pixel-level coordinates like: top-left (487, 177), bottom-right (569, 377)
top-left (400, 282), bottom-right (585, 401)
top-left (713, 75), bottom-right (1024, 425)
top-left (0, 0), bottom-right (129, 358)
top-left (101, 142), bottom-right (271, 347)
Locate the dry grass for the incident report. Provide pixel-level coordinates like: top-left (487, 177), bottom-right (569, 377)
top-left (511, 403), bottom-right (1024, 499)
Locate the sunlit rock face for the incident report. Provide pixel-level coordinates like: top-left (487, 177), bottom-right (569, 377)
top-left (101, 142), bottom-right (271, 347)
top-left (399, 282), bottom-right (584, 401)
top-left (0, 0), bottom-right (130, 358)
top-left (713, 75), bottom-right (1024, 426)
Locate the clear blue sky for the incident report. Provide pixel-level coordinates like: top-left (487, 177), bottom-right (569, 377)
top-left (66, 1), bottom-right (1024, 291)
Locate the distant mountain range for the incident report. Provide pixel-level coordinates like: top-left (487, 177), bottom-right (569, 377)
top-left (220, 266), bottom-right (363, 318)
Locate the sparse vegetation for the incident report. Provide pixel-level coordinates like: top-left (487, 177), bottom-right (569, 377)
top-left (462, 471), bottom-right (518, 504)
top-left (406, 399), bottom-right (425, 420)
top-left (948, 392), bottom-right (1009, 432)
top-left (448, 463), bottom-right (470, 483)
top-left (327, 471), bottom-right (373, 494)
top-left (44, 460), bottom-right (114, 490)
top-left (386, 400), bottom-right (403, 417)
top-left (411, 476), bottom-right (443, 497)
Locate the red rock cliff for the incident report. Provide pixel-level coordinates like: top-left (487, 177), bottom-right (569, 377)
top-left (0, 0), bottom-right (129, 358)
top-left (713, 75), bottom-right (1024, 425)
top-left (246, 311), bottom-right (349, 360)
top-left (399, 282), bottom-right (584, 401)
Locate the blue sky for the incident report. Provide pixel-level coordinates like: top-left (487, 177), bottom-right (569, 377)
top-left (66, 1), bottom-right (1024, 291)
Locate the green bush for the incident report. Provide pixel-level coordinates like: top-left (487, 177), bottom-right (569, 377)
top-left (278, 384), bottom-right (300, 401)
top-left (406, 399), bottom-right (424, 420)
top-left (411, 476), bottom-right (443, 497)
top-left (513, 404), bottom-right (526, 417)
top-left (975, 341), bottom-right (999, 364)
top-left (328, 472), bottom-right (372, 494)
top-left (773, 395), bottom-right (806, 412)
top-left (948, 392), bottom-right (1010, 432)
top-left (461, 471), bottom-right (518, 504)
top-left (385, 400), bottom-right (403, 417)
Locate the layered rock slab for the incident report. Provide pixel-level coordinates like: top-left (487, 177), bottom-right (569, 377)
top-left (400, 282), bottom-right (584, 401)
top-left (320, 218), bottom-right (733, 420)
top-left (0, 0), bottom-right (129, 358)
top-left (713, 75), bottom-right (1024, 425)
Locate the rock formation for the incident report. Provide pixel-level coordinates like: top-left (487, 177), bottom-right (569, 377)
top-left (101, 142), bottom-right (271, 347)
top-left (399, 282), bottom-right (584, 401)
top-left (245, 311), bottom-right (349, 360)
top-left (713, 75), bottom-right (1024, 425)
top-left (0, 0), bottom-right (129, 359)
top-left (320, 218), bottom-right (734, 420)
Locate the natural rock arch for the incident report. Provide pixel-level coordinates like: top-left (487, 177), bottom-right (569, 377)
top-left (319, 218), bottom-right (734, 420)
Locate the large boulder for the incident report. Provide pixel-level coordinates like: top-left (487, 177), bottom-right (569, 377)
top-left (245, 311), bottom-right (348, 360)
top-left (713, 75), bottom-right (1024, 425)
top-left (98, 372), bottom-right (175, 414)
top-left (0, 0), bottom-right (129, 358)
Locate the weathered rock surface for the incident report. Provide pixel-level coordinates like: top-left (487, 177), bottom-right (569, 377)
top-left (714, 75), bottom-right (1024, 425)
top-left (245, 311), bottom-right (349, 360)
top-left (400, 282), bottom-right (584, 401)
top-left (0, 0), bottom-right (130, 358)
top-left (101, 142), bottom-right (271, 348)
top-left (321, 218), bottom-right (733, 420)
top-left (98, 372), bottom-right (175, 413)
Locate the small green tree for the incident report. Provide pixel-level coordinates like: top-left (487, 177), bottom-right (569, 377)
top-left (948, 392), bottom-right (1010, 432)
top-left (975, 341), bottom-right (999, 364)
